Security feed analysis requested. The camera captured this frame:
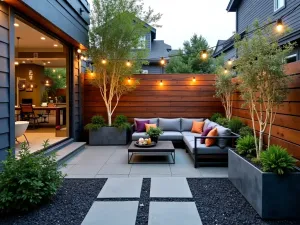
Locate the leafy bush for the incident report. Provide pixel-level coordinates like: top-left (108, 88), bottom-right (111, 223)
top-left (0, 141), bottom-right (64, 213)
top-left (216, 117), bottom-right (229, 127)
top-left (146, 127), bottom-right (163, 138)
top-left (84, 115), bottom-right (106, 131)
top-left (113, 115), bottom-right (131, 131)
top-left (210, 113), bottom-right (223, 122)
top-left (228, 117), bottom-right (244, 134)
top-left (239, 126), bottom-right (253, 137)
top-left (236, 135), bottom-right (256, 158)
top-left (260, 145), bottom-right (296, 175)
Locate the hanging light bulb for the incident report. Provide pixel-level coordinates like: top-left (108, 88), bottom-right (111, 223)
top-left (224, 68), bottom-right (228, 74)
top-left (128, 77), bottom-right (131, 83)
top-left (101, 58), bottom-right (107, 65)
top-left (22, 84), bottom-right (25, 88)
top-left (160, 57), bottom-right (166, 66)
top-left (53, 69), bottom-right (56, 72)
top-left (83, 56), bottom-right (87, 61)
top-left (30, 84), bottom-right (33, 88)
top-left (193, 77), bottom-right (196, 82)
top-left (126, 60), bottom-right (132, 67)
top-left (80, 55), bottom-right (84, 60)
top-left (77, 49), bottom-right (82, 53)
top-left (201, 50), bottom-right (208, 59)
top-left (228, 59), bottom-right (233, 66)
top-left (90, 72), bottom-right (94, 76)
top-left (276, 19), bottom-right (284, 32)
top-left (160, 80), bottom-right (163, 86)
top-left (58, 75), bottom-right (61, 79)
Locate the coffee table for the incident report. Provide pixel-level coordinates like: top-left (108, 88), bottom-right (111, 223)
top-left (128, 141), bottom-right (175, 164)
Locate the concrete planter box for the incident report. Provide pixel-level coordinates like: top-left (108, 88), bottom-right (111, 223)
top-left (228, 149), bottom-right (300, 219)
top-left (89, 127), bottom-right (129, 145)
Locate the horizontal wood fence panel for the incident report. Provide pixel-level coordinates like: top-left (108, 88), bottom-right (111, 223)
top-left (232, 61), bottom-right (300, 159)
top-left (84, 74), bottom-right (222, 124)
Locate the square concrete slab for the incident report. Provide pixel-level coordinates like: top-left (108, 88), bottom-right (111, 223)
top-left (98, 178), bottom-right (143, 198)
top-left (148, 202), bottom-right (202, 225)
top-left (81, 201), bottom-right (139, 225)
top-left (97, 164), bottom-right (132, 175)
top-left (130, 164), bottom-right (171, 175)
top-left (150, 177), bottom-right (192, 198)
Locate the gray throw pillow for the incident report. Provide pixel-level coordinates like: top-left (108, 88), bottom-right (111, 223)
top-left (181, 118), bottom-right (204, 131)
top-left (216, 125), bottom-right (232, 148)
top-left (159, 118), bottom-right (181, 131)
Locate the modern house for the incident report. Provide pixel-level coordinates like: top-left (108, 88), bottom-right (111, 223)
top-left (0, 0), bottom-right (90, 162)
top-left (213, 0), bottom-right (300, 63)
top-left (141, 25), bottom-right (172, 74)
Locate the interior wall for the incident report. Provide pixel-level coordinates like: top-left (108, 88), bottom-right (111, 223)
top-left (15, 64), bottom-right (45, 106)
top-left (231, 61), bottom-right (300, 159)
top-left (83, 74), bottom-right (223, 124)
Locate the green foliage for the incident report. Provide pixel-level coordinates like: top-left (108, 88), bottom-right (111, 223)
top-left (210, 113), bottom-right (223, 122)
top-left (216, 117), bottom-right (229, 127)
top-left (239, 126), bottom-right (253, 137)
top-left (260, 145), bottom-right (296, 175)
top-left (84, 115), bottom-right (106, 131)
top-left (0, 141), bottom-right (64, 213)
top-left (228, 117), bottom-right (244, 134)
top-left (236, 135), bottom-right (256, 157)
top-left (166, 34), bottom-right (215, 74)
top-left (44, 68), bottom-right (66, 97)
top-left (113, 115), bottom-right (130, 131)
top-left (41, 90), bottom-right (48, 103)
top-left (146, 127), bottom-right (163, 138)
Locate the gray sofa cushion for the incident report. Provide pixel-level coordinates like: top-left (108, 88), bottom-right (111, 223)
top-left (159, 118), bottom-right (181, 131)
top-left (203, 119), bottom-right (218, 131)
top-left (134, 118), bottom-right (158, 128)
top-left (132, 132), bottom-right (148, 141)
top-left (181, 118), bottom-right (204, 131)
top-left (216, 125), bottom-right (232, 148)
top-left (181, 131), bottom-right (202, 137)
top-left (159, 131), bottom-right (183, 141)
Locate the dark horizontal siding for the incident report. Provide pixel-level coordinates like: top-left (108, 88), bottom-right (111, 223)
top-left (142, 65), bottom-right (163, 74)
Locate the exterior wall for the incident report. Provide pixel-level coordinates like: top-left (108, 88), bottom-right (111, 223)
top-left (83, 74), bottom-right (223, 124)
top-left (232, 61), bottom-right (300, 160)
top-left (0, 3), bottom-right (14, 164)
top-left (142, 64), bottom-right (163, 74)
top-left (145, 32), bottom-right (151, 50)
top-left (223, 47), bottom-right (236, 61)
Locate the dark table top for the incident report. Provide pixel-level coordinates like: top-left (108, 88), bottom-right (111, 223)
top-left (128, 141), bottom-right (175, 152)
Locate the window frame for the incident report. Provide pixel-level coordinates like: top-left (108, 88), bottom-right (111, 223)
top-left (285, 54), bottom-right (298, 64)
top-left (274, 0), bottom-right (285, 12)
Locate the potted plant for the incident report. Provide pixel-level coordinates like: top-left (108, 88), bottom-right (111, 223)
top-left (41, 90), bottom-right (48, 106)
top-left (228, 21), bottom-right (300, 219)
top-left (85, 115), bottom-right (130, 145)
top-left (146, 127), bottom-right (163, 143)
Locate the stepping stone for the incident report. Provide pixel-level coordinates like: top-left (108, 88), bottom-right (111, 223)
top-left (148, 202), bottom-right (202, 225)
top-left (81, 201), bottom-right (139, 225)
top-left (98, 178), bottom-right (143, 198)
top-left (150, 177), bottom-right (192, 198)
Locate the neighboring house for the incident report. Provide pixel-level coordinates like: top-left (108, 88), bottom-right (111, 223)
top-left (141, 25), bottom-right (172, 74)
top-left (213, 0), bottom-right (300, 63)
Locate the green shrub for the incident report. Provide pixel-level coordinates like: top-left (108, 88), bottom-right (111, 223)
top-left (260, 145), bottom-right (296, 175)
top-left (239, 126), bottom-right (253, 137)
top-left (0, 141), bottom-right (64, 213)
top-left (236, 135), bottom-right (256, 157)
top-left (113, 115), bottom-right (131, 131)
top-left (216, 117), bottom-right (229, 127)
top-left (146, 127), bottom-right (163, 138)
top-left (210, 113), bottom-right (223, 122)
top-left (228, 117), bottom-right (244, 134)
top-left (84, 115), bottom-right (106, 131)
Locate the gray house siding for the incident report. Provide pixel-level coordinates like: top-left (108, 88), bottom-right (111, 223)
top-left (145, 33), bottom-right (151, 50)
top-left (224, 48), bottom-right (236, 62)
top-left (142, 64), bottom-right (163, 74)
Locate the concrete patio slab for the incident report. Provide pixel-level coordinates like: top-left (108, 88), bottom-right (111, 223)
top-left (98, 178), bottom-right (143, 198)
top-left (200, 167), bottom-right (228, 178)
top-left (81, 201), bottom-right (139, 225)
top-left (130, 164), bottom-right (171, 175)
top-left (97, 164), bottom-right (132, 175)
top-left (66, 164), bottom-right (103, 175)
top-left (170, 164), bottom-right (202, 177)
top-left (150, 177), bottom-right (193, 198)
top-left (148, 202), bottom-right (202, 225)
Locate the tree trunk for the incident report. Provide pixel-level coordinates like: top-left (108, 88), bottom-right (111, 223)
top-left (107, 109), bottom-right (112, 126)
top-left (258, 131), bottom-right (263, 158)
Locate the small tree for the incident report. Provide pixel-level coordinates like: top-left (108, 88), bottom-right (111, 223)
top-left (234, 21), bottom-right (294, 158)
top-left (215, 66), bottom-right (236, 120)
top-left (88, 0), bottom-right (161, 125)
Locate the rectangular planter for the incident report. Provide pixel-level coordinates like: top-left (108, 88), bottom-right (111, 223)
top-left (228, 149), bottom-right (300, 219)
top-left (89, 127), bottom-right (129, 145)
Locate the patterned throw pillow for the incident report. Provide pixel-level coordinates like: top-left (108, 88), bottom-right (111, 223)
top-left (205, 127), bottom-right (218, 147)
top-left (191, 121), bottom-right (205, 134)
top-left (201, 127), bottom-right (213, 144)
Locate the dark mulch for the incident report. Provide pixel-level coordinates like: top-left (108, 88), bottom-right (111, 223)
top-left (0, 179), bottom-right (106, 225)
top-left (188, 178), bottom-right (300, 225)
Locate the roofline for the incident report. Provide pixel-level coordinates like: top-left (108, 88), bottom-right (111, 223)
top-left (226, 0), bottom-right (240, 12)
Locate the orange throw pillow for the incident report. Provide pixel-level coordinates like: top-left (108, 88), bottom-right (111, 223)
top-left (145, 124), bottom-right (157, 132)
top-left (191, 121), bottom-right (205, 134)
top-left (205, 127), bottom-right (218, 147)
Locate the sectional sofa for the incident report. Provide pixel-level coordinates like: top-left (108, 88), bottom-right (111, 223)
top-left (131, 118), bottom-right (239, 167)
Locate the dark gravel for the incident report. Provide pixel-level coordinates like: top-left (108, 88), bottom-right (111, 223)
top-left (0, 179), bottom-right (106, 225)
top-left (187, 178), bottom-right (300, 225)
top-left (135, 178), bottom-right (151, 225)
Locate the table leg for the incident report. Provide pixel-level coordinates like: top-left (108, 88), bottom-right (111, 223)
top-left (56, 109), bottom-right (60, 126)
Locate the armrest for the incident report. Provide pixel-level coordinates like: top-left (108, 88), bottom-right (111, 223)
top-left (131, 124), bottom-right (135, 134)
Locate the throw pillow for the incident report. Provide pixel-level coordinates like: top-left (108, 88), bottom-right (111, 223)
top-left (136, 120), bottom-right (150, 132)
top-left (201, 127), bottom-right (213, 144)
top-left (191, 121), bottom-right (205, 134)
top-left (145, 123), bottom-right (157, 132)
top-left (205, 127), bottom-right (218, 147)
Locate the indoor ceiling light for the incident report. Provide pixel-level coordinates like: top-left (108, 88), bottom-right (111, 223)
top-left (26, 59), bottom-right (29, 60)
top-left (41, 37), bottom-right (46, 40)
top-left (22, 61), bottom-right (25, 63)
top-left (54, 44), bottom-right (58, 47)
top-left (14, 62), bottom-right (19, 65)
top-left (43, 62), bottom-right (46, 65)
top-left (14, 23), bottom-right (19, 27)
top-left (47, 61), bottom-right (50, 64)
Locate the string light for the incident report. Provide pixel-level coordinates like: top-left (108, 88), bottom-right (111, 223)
top-left (126, 60), bottom-right (132, 67)
top-left (160, 57), bottom-right (166, 66)
top-left (80, 55), bottom-right (84, 60)
top-left (276, 19), bottom-right (284, 32)
top-left (77, 49), bottom-right (81, 53)
top-left (101, 58), bottom-right (107, 65)
top-left (128, 77), bottom-right (131, 83)
top-left (58, 75), bottom-right (61, 79)
top-left (227, 59), bottom-right (233, 66)
top-left (90, 72), bottom-right (94, 76)
top-left (193, 77), bottom-right (196, 82)
top-left (160, 80), bottom-right (163, 86)
top-left (201, 50), bottom-right (208, 59)
top-left (224, 68), bottom-right (228, 74)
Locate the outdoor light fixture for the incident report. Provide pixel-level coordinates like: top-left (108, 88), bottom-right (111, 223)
top-left (14, 23), bottom-right (19, 27)
top-left (54, 44), bottom-right (58, 47)
top-left (160, 57), bottom-right (166, 66)
top-left (14, 62), bottom-right (19, 65)
top-left (193, 77), bottom-right (196, 82)
top-left (101, 58), bottom-right (107, 65)
top-left (80, 55), bottom-right (84, 60)
top-left (126, 60), bottom-right (132, 67)
top-left (41, 37), bottom-right (46, 40)
top-left (276, 19), bottom-right (284, 32)
top-left (224, 68), bottom-right (228, 74)
top-left (201, 50), bottom-right (208, 59)
top-left (77, 49), bottom-right (82, 53)
top-left (228, 59), bottom-right (233, 66)
top-left (160, 80), bottom-right (163, 86)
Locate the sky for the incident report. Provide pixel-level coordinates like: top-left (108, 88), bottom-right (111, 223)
top-left (88, 0), bottom-right (236, 50)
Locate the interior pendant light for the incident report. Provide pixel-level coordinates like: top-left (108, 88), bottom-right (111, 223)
top-left (42, 76), bottom-right (53, 87)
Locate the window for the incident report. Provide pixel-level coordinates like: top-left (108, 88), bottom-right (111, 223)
top-left (286, 54), bottom-right (297, 64)
top-left (274, 0), bottom-right (285, 12)
top-left (142, 70), bottom-right (148, 74)
top-left (137, 36), bottom-right (146, 49)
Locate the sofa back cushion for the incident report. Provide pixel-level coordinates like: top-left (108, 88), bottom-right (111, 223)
top-left (203, 119), bottom-right (218, 131)
top-left (181, 118), bottom-right (204, 131)
top-left (216, 125), bottom-right (232, 148)
top-left (159, 118), bottom-right (181, 131)
top-left (134, 118), bottom-right (158, 130)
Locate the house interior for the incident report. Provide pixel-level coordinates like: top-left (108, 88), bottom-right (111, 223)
top-left (14, 17), bottom-right (69, 154)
